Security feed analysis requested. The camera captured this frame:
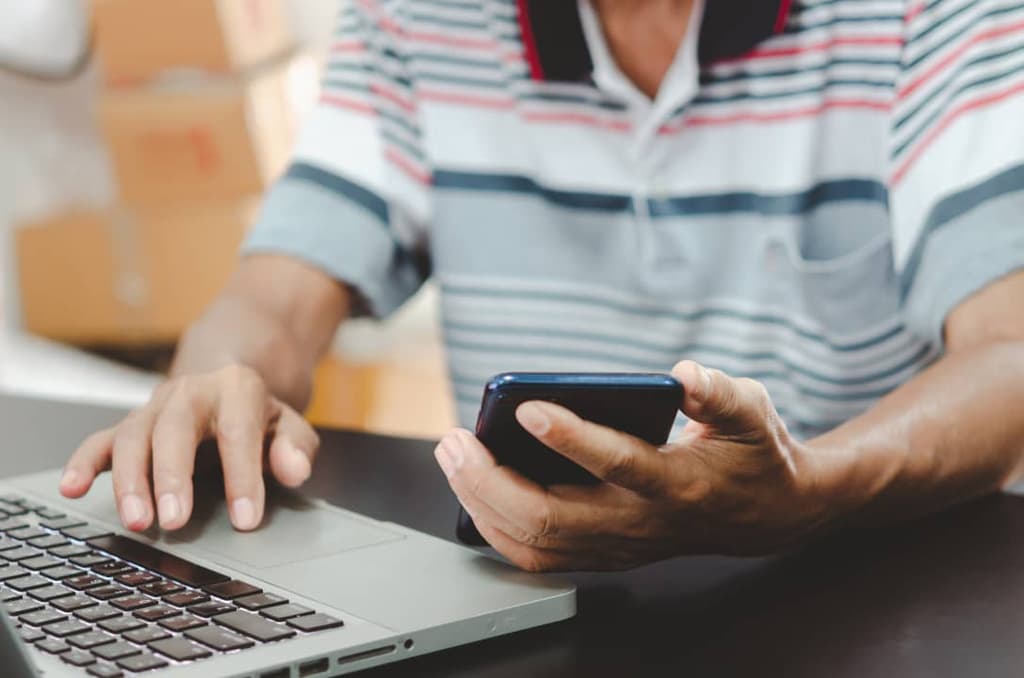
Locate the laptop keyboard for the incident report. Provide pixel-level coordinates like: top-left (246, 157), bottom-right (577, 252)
top-left (0, 494), bottom-right (344, 676)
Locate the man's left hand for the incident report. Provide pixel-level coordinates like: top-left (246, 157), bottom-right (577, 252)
top-left (434, 361), bottom-right (835, 572)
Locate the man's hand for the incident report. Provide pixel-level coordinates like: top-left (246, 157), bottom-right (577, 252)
top-left (435, 361), bottom-right (831, 572)
top-left (60, 365), bottom-right (320, 533)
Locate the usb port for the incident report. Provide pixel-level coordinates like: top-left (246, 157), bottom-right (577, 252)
top-left (299, 658), bottom-right (329, 676)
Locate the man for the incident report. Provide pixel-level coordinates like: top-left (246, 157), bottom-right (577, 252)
top-left (61, 0), bottom-right (1024, 572)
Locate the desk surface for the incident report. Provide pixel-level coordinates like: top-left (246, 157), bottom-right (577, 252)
top-left (2, 392), bottom-right (1022, 678)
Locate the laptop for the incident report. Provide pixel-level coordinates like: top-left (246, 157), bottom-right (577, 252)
top-left (0, 468), bottom-right (575, 677)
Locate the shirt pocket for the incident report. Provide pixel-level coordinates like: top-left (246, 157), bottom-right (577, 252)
top-left (767, 216), bottom-right (900, 336)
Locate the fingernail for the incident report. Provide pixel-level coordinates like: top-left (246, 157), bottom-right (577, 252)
top-left (231, 498), bottom-right (259, 530)
top-left (517, 402), bottom-right (551, 435)
top-left (288, 445), bottom-right (312, 483)
top-left (157, 494), bottom-right (180, 527)
top-left (435, 437), bottom-right (463, 478)
top-left (60, 469), bottom-right (79, 490)
top-left (120, 495), bottom-right (145, 528)
top-left (697, 364), bottom-right (712, 398)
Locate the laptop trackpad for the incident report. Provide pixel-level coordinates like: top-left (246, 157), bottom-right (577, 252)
top-left (160, 480), bottom-right (403, 570)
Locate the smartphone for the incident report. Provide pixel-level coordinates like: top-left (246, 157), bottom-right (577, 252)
top-left (456, 372), bottom-right (683, 545)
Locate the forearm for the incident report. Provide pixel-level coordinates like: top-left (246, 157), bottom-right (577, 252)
top-left (809, 340), bottom-right (1024, 528)
top-left (170, 255), bottom-right (351, 411)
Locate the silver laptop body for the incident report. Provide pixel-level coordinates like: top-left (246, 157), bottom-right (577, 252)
top-left (0, 468), bottom-right (575, 677)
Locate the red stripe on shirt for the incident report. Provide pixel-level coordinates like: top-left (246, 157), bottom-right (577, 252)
top-left (892, 79), bottom-right (1024, 185)
top-left (714, 35), bottom-right (903, 66)
top-left (385, 146), bottom-right (432, 185)
top-left (517, 0), bottom-right (544, 80)
top-left (659, 98), bottom-right (890, 133)
top-left (320, 93), bottom-right (376, 115)
top-left (898, 19), bottom-right (1024, 100)
top-left (522, 111), bottom-right (633, 132)
top-left (774, 0), bottom-right (794, 34)
top-left (419, 89), bottom-right (516, 109)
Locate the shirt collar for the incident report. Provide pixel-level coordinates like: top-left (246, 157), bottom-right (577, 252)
top-left (517, 0), bottom-right (791, 83)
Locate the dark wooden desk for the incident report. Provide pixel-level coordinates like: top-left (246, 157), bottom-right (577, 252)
top-left (2, 393), bottom-right (1022, 677)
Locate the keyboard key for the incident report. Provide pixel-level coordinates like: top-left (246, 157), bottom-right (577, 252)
top-left (0, 493), bottom-right (24, 503)
top-left (89, 585), bottom-right (132, 601)
top-left (185, 624), bottom-right (254, 651)
top-left (20, 501), bottom-right (47, 512)
top-left (163, 591), bottom-right (208, 607)
top-left (8, 527), bottom-right (48, 541)
top-left (0, 565), bottom-right (29, 581)
top-left (63, 525), bottom-right (113, 541)
top-left (29, 584), bottom-right (74, 601)
top-left (110, 595), bottom-right (157, 611)
top-left (46, 619), bottom-right (92, 637)
top-left (87, 535), bottom-right (229, 588)
top-left (40, 516), bottom-right (86, 531)
top-left (0, 535), bottom-right (21, 551)
top-left (0, 587), bottom-right (20, 602)
top-left (134, 604), bottom-right (180, 622)
top-left (5, 598), bottom-right (43, 615)
top-left (53, 594), bottom-right (99, 612)
top-left (98, 614), bottom-right (145, 633)
top-left (122, 626), bottom-right (170, 644)
top-left (19, 626), bottom-right (46, 642)
top-left (49, 543), bottom-right (92, 558)
top-left (214, 610), bottom-right (296, 642)
top-left (159, 614), bottom-right (205, 632)
top-left (21, 609), bottom-right (67, 626)
top-left (69, 630), bottom-right (116, 649)
top-left (93, 562), bottom-right (134, 577)
top-left (116, 652), bottom-right (168, 672)
top-left (235, 592), bottom-right (287, 610)
top-left (287, 613), bottom-right (345, 632)
top-left (260, 603), bottom-right (313, 621)
top-left (75, 605), bottom-right (121, 623)
top-left (61, 649), bottom-right (97, 667)
top-left (8, 575), bottom-right (51, 591)
top-left (35, 508), bottom-right (66, 520)
top-left (66, 574), bottom-right (106, 590)
top-left (139, 580), bottom-right (183, 597)
top-left (42, 565), bottom-right (82, 580)
top-left (70, 554), bottom-right (110, 568)
top-left (116, 571), bottom-right (158, 587)
top-left (0, 517), bottom-right (29, 531)
top-left (92, 640), bottom-right (142, 660)
top-left (149, 636), bottom-right (212, 661)
top-left (188, 601), bottom-right (236, 617)
top-left (87, 664), bottom-right (124, 678)
top-left (3, 547), bottom-right (44, 562)
top-left (204, 579), bottom-right (262, 600)
top-left (35, 637), bottom-right (70, 654)
top-left (22, 555), bottom-right (64, 571)
top-left (28, 534), bottom-right (69, 549)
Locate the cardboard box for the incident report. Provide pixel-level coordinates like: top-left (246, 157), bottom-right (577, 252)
top-left (92, 0), bottom-right (292, 85)
top-left (16, 201), bottom-right (257, 345)
top-left (96, 54), bottom-right (317, 206)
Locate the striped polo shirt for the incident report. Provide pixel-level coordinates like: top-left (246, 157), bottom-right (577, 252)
top-left (244, 0), bottom-right (1024, 439)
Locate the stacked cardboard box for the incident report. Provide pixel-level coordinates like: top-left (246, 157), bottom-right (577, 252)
top-left (16, 0), bottom-right (314, 346)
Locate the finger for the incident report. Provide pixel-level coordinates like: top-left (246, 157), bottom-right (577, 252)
top-left (515, 401), bottom-right (668, 495)
top-left (61, 428), bottom-right (115, 498)
top-left (473, 519), bottom-right (576, 573)
top-left (111, 410), bottom-right (158, 531)
top-left (150, 382), bottom-right (215, 530)
top-left (671, 360), bottom-right (772, 435)
top-left (437, 429), bottom-right (607, 547)
top-left (267, 405), bottom-right (319, 489)
top-left (214, 366), bottom-right (270, 531)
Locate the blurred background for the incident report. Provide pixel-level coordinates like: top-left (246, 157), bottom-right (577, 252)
top-left (0, 0), bottom-right (454, 439)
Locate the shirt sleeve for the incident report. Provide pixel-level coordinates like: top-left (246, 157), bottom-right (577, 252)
top-left (890, 0), bottom-right (1024, 347)
top-left (242, 0), bottom-right (432, 318)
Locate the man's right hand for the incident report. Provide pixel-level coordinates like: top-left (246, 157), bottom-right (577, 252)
top-left (59, 364), bottom-right (320, 533)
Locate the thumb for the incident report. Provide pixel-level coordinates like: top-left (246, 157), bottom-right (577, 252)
top-left (267, 404), bottom-right (320, 488)
top-left (671, 360), bottom-right (771, 435)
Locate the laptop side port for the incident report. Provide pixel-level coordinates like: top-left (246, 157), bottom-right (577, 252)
top-left (299, 657), bottom-right (330, 676)
top-left (260, 669), bottom-right (290, 678)
top-left (337, 644), bottom-right (397, 665)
